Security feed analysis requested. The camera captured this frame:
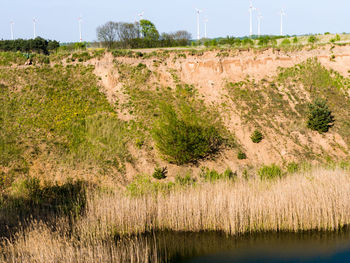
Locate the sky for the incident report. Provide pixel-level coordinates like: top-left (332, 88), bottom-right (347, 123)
top-left (1, 0), bottom-right (349, 42)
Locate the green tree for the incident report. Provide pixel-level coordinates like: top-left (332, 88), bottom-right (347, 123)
top-left (140, 19), bottom-right (160, 40)
top-left (307, 98), bottom-right (335, 133)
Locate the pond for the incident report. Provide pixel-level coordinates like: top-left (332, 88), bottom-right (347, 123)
top-left (148, 229), bottom-right (350, 263)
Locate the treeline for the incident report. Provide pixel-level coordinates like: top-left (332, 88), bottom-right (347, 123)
top-left (201, 35), bottom-right (289, 47)
top-left (0, 37), bottom-right (60, 54)
top-left (97, 20), bottom-right (192, 49)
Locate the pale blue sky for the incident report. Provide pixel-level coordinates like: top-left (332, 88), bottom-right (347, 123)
top-left (1, 0), bottom-right (349, 42)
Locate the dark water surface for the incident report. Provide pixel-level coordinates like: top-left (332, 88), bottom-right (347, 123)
top-left (152, 230), bottom-right (350, 263)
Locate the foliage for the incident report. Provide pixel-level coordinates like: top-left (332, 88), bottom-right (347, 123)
top-left (151, 103), bottom-right (222, 165)
top-left (0, 37), bottom-right (59, 54)
top-left (287, 162), bottom-right (300, 174)
top-left (308, 35), bottom-right (318, 43)
top-left (237, 151), bottom-right (247, 160)
top-left (251, 130), bottom-right (263, 143)
top-left (175, 173), bottom-right (196, 186)
top-left (258, 164), bottom-right (282, 180)
top-left (200, 167), bottom-right (236, 181)
top-left (152, 167), bottom-right (168, 180)
top-left (281, 38), bottom-right (291, 46)
top-left (307, 98), bottom-right (335, 133)
top-left (140, 20), bottom-right (160, 41)
top-left (126, 175), bottom-right (175, 196)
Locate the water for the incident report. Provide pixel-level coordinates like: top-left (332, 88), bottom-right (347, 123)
top-left (150, 230), bottom-right (350, 263)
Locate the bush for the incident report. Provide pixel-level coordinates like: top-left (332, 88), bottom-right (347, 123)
top-left (307, 98), bottom-right (335, 133)
top-left (237, 151), bottom-right (247, 160)
top-left (251, 130), bottom-right (263, 143)
top-left (258, 164), bottom-right (282, 180)
top-left (152, 167), bottom-right (168, 180)
top-left (152, 104), bottom-right (222, 165)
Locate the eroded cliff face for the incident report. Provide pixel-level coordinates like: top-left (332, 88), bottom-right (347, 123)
top-left (89, 45), bottom-right (350, 176)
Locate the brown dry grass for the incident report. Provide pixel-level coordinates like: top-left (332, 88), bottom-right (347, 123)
top-left (1, 168), bottom-right (350, 262)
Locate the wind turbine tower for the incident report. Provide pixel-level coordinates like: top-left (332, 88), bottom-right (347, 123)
top-left (204, 18), bottom-right (208, 38)
top-left (78, 16), bottom-right (83, 42)
top-left (280, 8), bottom-right (286, 36)
top-left (195, 8), bottom-right (203, 40)
top-left (257, 11), bottom-right (262, 37)
top-left (249, 0), bottom-right (256, 37)
top-left (10, 21), bottom-right (14, 40)
top-left (33, 18), bottom-right (37, 38)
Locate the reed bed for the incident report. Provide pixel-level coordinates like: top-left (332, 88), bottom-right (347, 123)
top-left (79, 168), bottom-right (350, 238)
top-left (2, 168), bottom-right (350, 262)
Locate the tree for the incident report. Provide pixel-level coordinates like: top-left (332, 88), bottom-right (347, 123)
top-left (117, 22), bottom-right (140, 48)
top-left (307, 98), bottom-right (335, 133)
top-left (48, 40), bottom-right (60, 51)
top-left (96, 21), bottom-right (119, 49)
top-left (139, 19), bottom-right (159, 40)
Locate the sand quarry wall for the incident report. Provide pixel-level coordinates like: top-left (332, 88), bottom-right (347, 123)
top-left (90, 45), bottom-right (350, 176)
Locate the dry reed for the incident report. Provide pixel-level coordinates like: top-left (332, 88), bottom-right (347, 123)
top-left (79, 168), bottom-right (350, 238)
top-left (2, 168), bottom-right (350, 262)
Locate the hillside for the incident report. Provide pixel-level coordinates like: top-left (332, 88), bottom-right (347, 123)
top-left (1, 45), bottom-right (350, 188)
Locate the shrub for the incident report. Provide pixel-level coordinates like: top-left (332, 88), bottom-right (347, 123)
top-left (152, 167), bottom-right (168, 180)
top-left (258, 164), bottom-right (282, 180)
top-left (251, 130), bottom-right (263, 143)
top-left (152, 104), bottom-right (222, 165)
top-left (293, 37), bottom-right (298, 43)
top-left (307, 98), bottom-right (335, 133)
top-left (237, 151), bottom-right (247, 160)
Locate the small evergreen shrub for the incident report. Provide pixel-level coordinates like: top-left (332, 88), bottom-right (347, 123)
top-left (237, 151), bottom-right (247, 160)
top-left (251, 130), bottom-right (263, 143)
top-left (307, 98), bottom-right (335, 133)
top-left (152, 167), bottom-right (168, 180)
top-left (258, 164), bottom-right (282, 180)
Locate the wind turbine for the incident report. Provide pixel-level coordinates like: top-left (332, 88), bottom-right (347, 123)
top-left (78, 16), bottom-right (83, 42)
top-left (195, 8), bottom-right (203, 40)
top-left (280, 8), bottom-right (286, 36)
top-left (10, 21), bottom-right (14, 40)
top-left (204, 18), bottom-right (208, 39)
top-left (249, 0), bottom-right (256, 37)
top-left (33, 17), bottom-right (37, 38)
top-left (257, 11), bottom-right (262, 37)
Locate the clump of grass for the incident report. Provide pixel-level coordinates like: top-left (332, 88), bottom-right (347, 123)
top-left (258, 164), bottom-right (283, 180)
top-left (237, 151), bottom-right (247, 160)
top-left (287, 162), bottom-right (300, 174)
top-left (200, 167), bottom-right (236, 181)
top-left (251, 130), bottom-right (263, 143)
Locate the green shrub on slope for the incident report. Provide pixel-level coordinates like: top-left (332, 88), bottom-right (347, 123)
top-left (307, 98), bottom-right (335, 133)
top-left (152, 103), bottom-right (222, 165)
